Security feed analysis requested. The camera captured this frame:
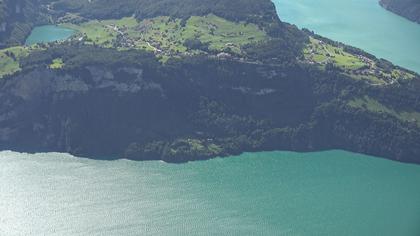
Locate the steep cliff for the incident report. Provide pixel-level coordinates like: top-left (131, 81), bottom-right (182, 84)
top-left (1, 0), bottom-right (420, 163)
top-left (1, 44), bottom-right (420, 163)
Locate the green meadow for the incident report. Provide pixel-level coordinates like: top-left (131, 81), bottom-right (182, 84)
top-left (0, 46), bottom-right (31, 78)
top-left (303, 37), bottom-right (416, 85)
top-left (63, 14), bottom-right (267, 56)
top-left (349, 96), bottom-right (420, 126)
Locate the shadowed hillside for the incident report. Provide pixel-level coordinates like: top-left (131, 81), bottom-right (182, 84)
top-left (380, 0), bottom-right (420, 23)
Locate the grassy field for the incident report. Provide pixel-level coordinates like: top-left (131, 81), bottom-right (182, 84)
top-left (349, 96), bottom-right (420, 126)
top-left (63, 17), bottom-right (139, 47)
top-left (304, 37), bottom-right (366, 70)
top-left (63, 15), bottom-right (267, 57)
top-left (130, 17), bottom-right (189, 53)
top-left (0, 46), bottom-right (31, 78)
top-left (1, 14), bottom-right (266, 77)
top-left (304, 37), bottom-right (417, 85)
top-left (49, 58), bottom-right (65, 69)
top-left (184, 15), bottom-right (266, 53)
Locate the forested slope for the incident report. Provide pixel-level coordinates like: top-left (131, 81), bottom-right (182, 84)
top-left (380, 0), bottom-right (420, 23)
top-left (0, 0), bottom-right (50, 47)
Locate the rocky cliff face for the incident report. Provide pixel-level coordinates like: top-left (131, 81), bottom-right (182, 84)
top-left (380, 0), bottom-right (420, 23)
top-left (0, 64), bottom-right (170, 156)
top-left (0, 0), bottom-right (419, 163)
top-left (1, 56), bottom-right (420, 163)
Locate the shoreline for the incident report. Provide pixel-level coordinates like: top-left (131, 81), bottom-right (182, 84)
top-left (2, 145), bottom-right (419, 166)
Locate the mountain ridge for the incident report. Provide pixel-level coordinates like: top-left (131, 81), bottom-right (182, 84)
top-left (380, 0), bottom-right (420, 24)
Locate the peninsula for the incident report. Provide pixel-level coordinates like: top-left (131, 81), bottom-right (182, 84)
top-left (0, 0), bottom-right (420, 163)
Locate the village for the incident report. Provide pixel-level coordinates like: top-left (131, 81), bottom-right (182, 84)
top-left (61, 14), bottom-right (267, 64)
top-left (69, 16), bottom-right (416, 86)
top-left (303, 37), bottom-right (415, 85)
top-left (1, 12), bottom-right (417, 86)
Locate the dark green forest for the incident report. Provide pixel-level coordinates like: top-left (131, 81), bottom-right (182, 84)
top-left (380, 0), bottom-right (420, 23)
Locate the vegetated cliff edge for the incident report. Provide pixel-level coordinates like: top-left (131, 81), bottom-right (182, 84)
top-left (0, 0), bottom-right (420, 164)
top-left (380, 0), bottom-right (420, 24)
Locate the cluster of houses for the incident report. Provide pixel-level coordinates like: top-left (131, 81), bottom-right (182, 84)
top-left (69, 21), bottom-right (251, 63)
top-left (304, 39), bottom-right (395, 84)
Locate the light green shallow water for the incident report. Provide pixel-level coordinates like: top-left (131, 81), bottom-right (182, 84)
top-left (25, 25), bottom-right (75, 45)
top-left (1, 150), bottom-right (419, 235)
top-left (273, 0), bottom-right (420, 73)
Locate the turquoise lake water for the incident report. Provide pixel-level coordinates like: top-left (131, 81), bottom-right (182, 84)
top-left (273, 0), bottom-right (420, 73)
top-left (1, 150), bottom-right (420, 236)
top-left (25, 25), bottom-right (75, 46)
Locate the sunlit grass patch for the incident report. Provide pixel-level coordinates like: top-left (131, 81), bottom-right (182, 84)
top-left (304, 37), bottom-right (366, 70)
top-left (349, 96), bottom-right (420, 126)
top-left (62, 14), bottom-right (268, 57)
top-left (0, 46), bottom-right (31, 78)
top-left (50, 58), bottom-right (65, 69)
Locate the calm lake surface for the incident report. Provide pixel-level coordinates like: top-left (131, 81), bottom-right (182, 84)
top-left (25, 25), bottom-right (75, 45)
top-left (273, 0), bottom-right (420, 73)
top-left (1, 150), bottom-right (420, 235)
